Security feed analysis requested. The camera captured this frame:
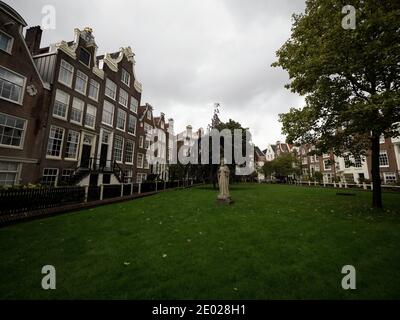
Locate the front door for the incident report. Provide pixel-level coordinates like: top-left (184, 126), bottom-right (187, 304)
top-left (81, 144), bottom-right (92, 168)
top-left (100, 144), bottom-right (108, 169)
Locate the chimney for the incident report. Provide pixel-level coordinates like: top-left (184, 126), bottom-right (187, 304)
top-left (25, 26), bottom-right (43, 55)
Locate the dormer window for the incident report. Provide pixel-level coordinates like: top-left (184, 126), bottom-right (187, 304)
top-left (79, 48), bottom-right (91, 67)
top-left (147, 110), bottom-right (152, 120)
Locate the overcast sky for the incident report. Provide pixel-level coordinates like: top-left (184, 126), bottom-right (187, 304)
top-left (6, 0), bottom-right (306, 149)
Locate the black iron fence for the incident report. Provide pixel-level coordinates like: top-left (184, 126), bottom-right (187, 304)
top-left (0, 186), bottom-right (85, 216)
top-left (0, 180), bottom-right (200, 216)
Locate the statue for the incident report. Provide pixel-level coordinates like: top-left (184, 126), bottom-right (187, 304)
top-left (217, 160), bottom-right (233, 204)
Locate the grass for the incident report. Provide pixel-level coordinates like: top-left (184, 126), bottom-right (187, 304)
top-left (0, 184), bottom-right (400, 300)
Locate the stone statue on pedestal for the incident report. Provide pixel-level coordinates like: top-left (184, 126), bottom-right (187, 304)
top-left (217, 160), bottom-right (233, 204)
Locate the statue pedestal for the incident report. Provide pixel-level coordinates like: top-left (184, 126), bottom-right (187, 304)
top-left (216, 196), bottom-right (234, 205)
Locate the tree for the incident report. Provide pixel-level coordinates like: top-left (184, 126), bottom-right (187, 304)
top-left (273, 0), bottom-right (400, 208)
top-left (262, 153), bottom-right (300, 181)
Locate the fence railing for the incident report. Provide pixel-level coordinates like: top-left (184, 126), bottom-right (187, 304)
top-left (0, 180), bottom-right (199, 216)
top-left (291, 180), bottom-right (400, 191)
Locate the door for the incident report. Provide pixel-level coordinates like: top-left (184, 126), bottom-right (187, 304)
top-left (100, 144), bottom-right (108, 169)
top-left (81, 144), bottom-right (92, 168)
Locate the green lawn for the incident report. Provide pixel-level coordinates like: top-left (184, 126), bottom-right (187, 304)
top-left (1, 184), bottom-right (400, 300)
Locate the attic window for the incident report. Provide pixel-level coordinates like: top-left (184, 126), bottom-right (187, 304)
top-left (79, 48), bottom-right (91, 67)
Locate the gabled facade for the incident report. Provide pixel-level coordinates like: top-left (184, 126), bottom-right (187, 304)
top-left (32, 27), bottom-right (143, 186)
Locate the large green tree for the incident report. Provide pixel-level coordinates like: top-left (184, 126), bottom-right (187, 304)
top-left (273, 0), bottom-right (400, 208)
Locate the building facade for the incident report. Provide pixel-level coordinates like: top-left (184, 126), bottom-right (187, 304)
top-left (0, 2), bottom-right (50, 186)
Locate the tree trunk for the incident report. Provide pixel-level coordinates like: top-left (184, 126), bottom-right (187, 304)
top-left (371, 134), bottom-right (383, 209)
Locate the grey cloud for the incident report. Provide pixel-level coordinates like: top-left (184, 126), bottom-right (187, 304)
top-left (5, 0), bottom-right (306, 147)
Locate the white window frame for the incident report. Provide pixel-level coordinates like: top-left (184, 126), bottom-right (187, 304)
top-left (0, 112), bottom-right (27, 150)
top-left (121, 69), bottom-right (131, 87)
top-left (102, 101), bottom-right (115, 127)
top-left (70, 98), bottom-right (84, 125)
top-left (324, 160), bottom-right (332, 171)
top-left (46, 126), bottom-right (65, 160)
top-left (137, 153), bottom-right (144, 168)
top-left (125, 140), bottom-right (135, 165)
top-left (384, 172), bottom-right (397, 185)
top-left (52, 89), bottom-right (70, 121)
top-left (113, 135), bottom-right (124, 163)
top-left (42, 168), bottom-right (59, 186)
top-left (88, 79), bottom-right (100, 102)
top-left (128, 114), bottom-right (137, 136)
top-left (58, 59), bottom-right (74, 88)
top-left (74, 70), bottom-right (88, 95)
top-left (0, 161), bottom-right (20, 186)
top-left (79, 47), bottom-right (91, 67)
top-left (0, 65), bottom-right (26, 105)
top-left (379, 150), bottom-right (389, 167)
top-left (0, 30), bottom-right (14, 54)
top-left (85, 104), bottom-right (97, 129)
top-left (130, 97), bottom-right (138, 113)
top-left (119, 88), bottom-right (129, 108)
top-left (105, 78), bottom-right (117, 100)
top-left (65, 130), bottom-right (80, 161)
top-left (116, 109), bottom-right (127, 132)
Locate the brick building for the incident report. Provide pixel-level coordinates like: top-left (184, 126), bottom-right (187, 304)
top-left (0, 2), bottom-right (50, 186)
top-left (0, 2), bottom-right (177, 187)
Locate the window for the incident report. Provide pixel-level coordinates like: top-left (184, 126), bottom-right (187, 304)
top-left (61, 169), bottom-right (74, 182)
top-left (139, 136), bottom-right (144, 148)
top-left (144, 123), bottom-right (152, 134)
top-left (344, 155), bottom-right (351, 168)
top-left (0, 161), bottom-right (19, 186)
top-left (102, 101), bottom-right (114, 126)
top-left (130, 97), bottom-right (138, 113)
top-left (0, 113), bottom-right (26, 148)
top-left (144, 155), bottom-right (150, 169)
top-left (354, 156), bottom-right (362, 168)
top-left (136, 173), bottom-right (147, 184)
top-left (147, 110), bottom-right (152, 120)
top-left (46, 126), bottom-right (64, 158)
top-left (379, 151), bottom-right (389, 167)
top-left (79, 48), bottom-right (91, 67)
top-left (324, 160), bottom-right (332, 171)
top-left (0, 66), bottom-right (25, 104)
top-left (85, 105), bottom-right (97, 129)
top-left (124, 170), bottom-right (133, 184)
top-left (65, 131), bottom-right (80, 160)
top-left (58, 59), bottom-right (74, 87)
top-left (88, 79), bottom-right (100, 101)
top-left (105, 78), bottom-right (117, 100)
top-left (380, 135), bottom-right (385, 144)
top-left (144, 138), bottom-right (150, 150)
top-left (0, 31), bottom-right (13, 54)
top-left (113, 135), bottom-right (124, 162)
top-left (128, 115), bottom-right (137, 135)
top-left (116, 109), bottom-right (127, 131)
top-left (125, 140), bottom-right (134, 164)
top-left (42, 168), bottom-right (59, 186)
top-left (323, 153), bottom-right (330, 158)
top-left (137, 153), bottom-right (144, 168)
top-left (75, 70), bottom-right (88, 95)
top-left (384, 173), bottom-right (397, 185)
top-left (119, 88), bottom-right (129, 107)
top-left (121, 69), bottom-right (130, 87)
top-left (70, 98), bottom-right (84, 125)
top-left (53, 90), bottom-right (70, 120)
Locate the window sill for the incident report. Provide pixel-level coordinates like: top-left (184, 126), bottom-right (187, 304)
top-left (0, 96), bottom-right (23, 106)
